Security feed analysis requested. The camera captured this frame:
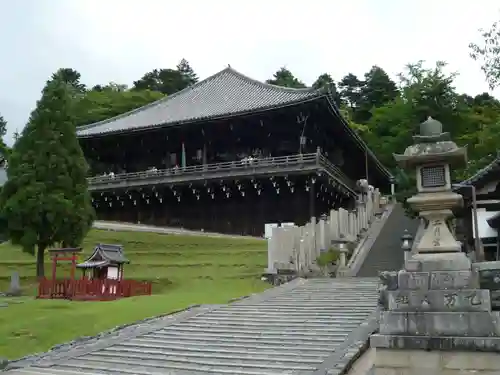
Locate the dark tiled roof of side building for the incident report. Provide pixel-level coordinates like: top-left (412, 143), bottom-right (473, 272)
top-left (456, 155), bottom-right (500, 191)
top-left (76, 67), bottom-right (323, 137)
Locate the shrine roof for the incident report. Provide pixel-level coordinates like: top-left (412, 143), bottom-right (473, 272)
top-left (77, 243), bottom-right (129, 268)
top-left (76, 66), bottom-right (323, 138)
top-left (457, 154), bottom-right (500, 190)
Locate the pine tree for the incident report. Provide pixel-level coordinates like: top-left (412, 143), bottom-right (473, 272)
top-left (266, 67), bottom-right (306, 88)
top-left (176, 58), bottom-right (198, 87)
top-left (0, 74), bottom-right (95, 277)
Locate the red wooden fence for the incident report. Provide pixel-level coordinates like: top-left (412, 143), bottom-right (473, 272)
top-left (37, 278), bottom-right (152, 300)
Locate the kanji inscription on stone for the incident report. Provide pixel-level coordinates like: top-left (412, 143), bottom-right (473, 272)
top-left (398, 272), bottom-right (429, 290)
top-left (444, 293), bottom-right (458, 308)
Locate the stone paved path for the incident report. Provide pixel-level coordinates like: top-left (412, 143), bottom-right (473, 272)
top-left (6, 278), bottom-right (379, 375)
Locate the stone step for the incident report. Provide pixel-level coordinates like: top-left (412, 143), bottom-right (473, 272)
top-left (147, 330), bottom-right (350, 342)
top-left (108, 342), bottom-right (334, 359)
top-left (129, 335), bottom-right (346, 350)
top-left (6, 278), bottom-right (380, 375)
top-left (357, 204), bottom-right (419, 277)
top-left (60, 355), bottom-right (318, 374)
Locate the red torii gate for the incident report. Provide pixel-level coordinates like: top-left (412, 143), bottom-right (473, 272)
top-left (37, 247), bottom-right (82, 299)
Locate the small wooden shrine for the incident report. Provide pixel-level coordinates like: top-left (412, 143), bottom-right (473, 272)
top-left (77, 243), bottom-right (129, 281)
top-left (37, 244), bottom-right (151, 301)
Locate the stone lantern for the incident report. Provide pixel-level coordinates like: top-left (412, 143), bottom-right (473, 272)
top-left (393, 117), bottom-right (468, 268)
top-left (371, 117), bottom-right (500, 374)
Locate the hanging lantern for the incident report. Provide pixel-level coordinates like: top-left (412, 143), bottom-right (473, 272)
top-left (109, 202), bottom-right (112, 207)
top-left (226, 192), bottom-right (230, 198)
top-left (104, 196), bottom-right (108, 201)
top-left (276, 188), bottom-right (280, 195)
top-left (177, 196), bottom-right (181, 202)
top-left (133, 200), bottom-right (137, 205)
top-left (211, 193), bottom-right (215, 199)
top-left (196, 194), bottom-right (200, 200)
top-left (192, 188), bottom-right (196, 194)
top-left (241, 191), bottom-right (245, 197)
top-left (291, 187), bottom-right (295, 193)
top-left (311, 177), bottom-right (316, 184)
top-left (121, 201), bottom-right (124, 206)
top-left (155, 191), bottom-right (159, 197)
top-left (305, 185), bottom-right (310, 192)
top-left (159, 198), bottom-right (163, 203)
top-left (146, 199), bottom-right (150, 204)
top-left (257, 189), bottom-right (261, 195)
top-left (173, 190), bottom-right (177, 196)
top-left (253, 183), bottom-right (258, 189)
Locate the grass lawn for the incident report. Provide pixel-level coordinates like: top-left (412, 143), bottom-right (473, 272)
top-left (0, 229), bottom-right (269, 359)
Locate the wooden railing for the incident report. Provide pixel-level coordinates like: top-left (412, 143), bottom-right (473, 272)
top-left (87, 152), bottom-right (357, 194)
top-left (37, 278), bottom-right (152, 300)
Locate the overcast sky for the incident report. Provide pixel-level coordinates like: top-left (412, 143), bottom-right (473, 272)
top-left (1, 0), bottom-right (499, 145)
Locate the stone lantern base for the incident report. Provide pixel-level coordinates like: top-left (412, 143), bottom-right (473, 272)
top-left (372, 254), bottom-right (500, 375)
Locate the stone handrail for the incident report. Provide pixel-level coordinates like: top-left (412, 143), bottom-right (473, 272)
top-left (266, 187), bottom-right (385, 275)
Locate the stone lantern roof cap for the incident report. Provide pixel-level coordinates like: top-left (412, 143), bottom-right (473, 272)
top-left (393, 116), bottom-right (467, 169)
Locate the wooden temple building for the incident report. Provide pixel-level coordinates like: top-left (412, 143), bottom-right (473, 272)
top-left (456, 156), bottom-right (500, 261)
top-left (77, 67), bottom-right (392, 236)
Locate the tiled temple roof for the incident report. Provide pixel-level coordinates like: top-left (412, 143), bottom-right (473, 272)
top-left (77, 67), bottom-right (323, 137)
top-left (460, 155), bottom-right (500, 187)
top-left (76, 243), bottom-right (129, 268)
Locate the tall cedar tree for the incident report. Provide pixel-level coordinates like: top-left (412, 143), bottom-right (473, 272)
top-left (0, 75), bottom-right (95, 277)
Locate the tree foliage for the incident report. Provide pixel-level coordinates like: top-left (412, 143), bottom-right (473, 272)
top-left (470, 19), bottom-right (500, 89)
top-left (133, 58), bottom-right (198, 95)
top-left (266, 67), bottom-right (306, 88)
top-left (0, 115), bottom-right (9, 157)
top-left (74, 84), bottom-right (164, 127)
top-left (0, 76), bottom-right (95, 277)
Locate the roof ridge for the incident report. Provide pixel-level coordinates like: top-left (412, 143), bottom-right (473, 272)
top-left (461, 154), bottom-right (500, 185)
top-left (226, 66), bottom-right (320, 94)
top-left (76, 67), bottom-right (233, 132)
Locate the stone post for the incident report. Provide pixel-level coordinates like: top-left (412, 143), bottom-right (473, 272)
top-left (339, 247), bottom-right (347, 267)
top-left (372, 117), bottom-right (500, 374)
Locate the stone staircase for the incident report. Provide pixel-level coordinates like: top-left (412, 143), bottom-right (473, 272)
top-left (355, 204), bottom-right (419, 277)
top-left (6, 278), bottom-right (380, 375)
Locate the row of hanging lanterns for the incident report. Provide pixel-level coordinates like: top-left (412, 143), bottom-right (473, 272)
top-left (92, 174), bottom-right (351, 208)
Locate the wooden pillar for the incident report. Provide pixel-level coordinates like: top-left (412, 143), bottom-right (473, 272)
top-left (51, 254), bottom-right (57, 298)
top-left (51, 254), bottom-right (57, 281)
top-left (70, 253), bottom-right (76, 281)
top-left (309, 181), bottom-right (316, 221)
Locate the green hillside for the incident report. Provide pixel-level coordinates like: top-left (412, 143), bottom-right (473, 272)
top-left (0, 229), bottom-right (269, 359)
